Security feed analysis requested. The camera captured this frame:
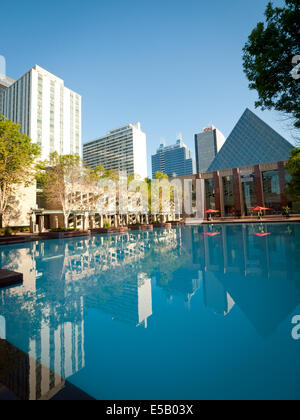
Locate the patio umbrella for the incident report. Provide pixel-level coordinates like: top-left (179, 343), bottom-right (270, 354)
top-left (204, 209), bottom-right (219, 221)
top-left (204, 209), bottom-right (220, 220)
top-left (249, 206), bottom-right (271, 211)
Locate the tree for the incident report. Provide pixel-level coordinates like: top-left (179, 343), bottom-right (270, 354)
top-left (39, 153), bottom-right (100, 229)
top-left (286, 147), bottom-right (300, 199)
top-left (0, 115), bottom-right (40, 227)
top-left (154, 171), bottom-right (168, 180)
top-left (243, 0), bottom-right (300, 129)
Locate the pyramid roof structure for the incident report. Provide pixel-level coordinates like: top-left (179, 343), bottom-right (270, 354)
top-left (208, 109), bottom-right (294, 172)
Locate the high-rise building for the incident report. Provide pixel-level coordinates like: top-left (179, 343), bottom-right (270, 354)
top-left (1, 65), bottom-right (82, 159)
top-left (83, 122), bottom-right (147, 179)
top-left (151, 137), bottom-right (196, 178)
top-left (0, 74), bottom-right (14, 115)
top-left (194, 126), bottom-right (226, 173)
top-left (208, 108), bottom-right (294, 172)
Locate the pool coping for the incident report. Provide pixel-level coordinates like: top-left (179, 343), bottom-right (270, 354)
top-left (0, 219), bottom-right (299, 247)
top-left (0, 269), bottom-right (23, 288)
top-left (201, 218), bottom-right (300, 225)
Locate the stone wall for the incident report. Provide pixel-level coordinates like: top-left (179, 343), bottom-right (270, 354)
top-left (2, 183), bottom-right (36, 227)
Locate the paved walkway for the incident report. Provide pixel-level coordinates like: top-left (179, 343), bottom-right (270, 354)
top-left (201, 216), bottom-right (300, 224)
top-left (1, 216), bottom-right (300, 246)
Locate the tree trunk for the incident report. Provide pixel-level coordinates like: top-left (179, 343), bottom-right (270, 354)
top-left (64, 214), bottom-right (69, 230)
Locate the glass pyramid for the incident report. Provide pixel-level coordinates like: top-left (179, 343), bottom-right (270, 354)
top-left (208, 109), bottom-right (294, 172)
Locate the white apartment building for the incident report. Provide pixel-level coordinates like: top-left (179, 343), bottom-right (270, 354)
top-left (83, 122), bottom-right (147, 179)
top-left (1, 65), bottom-right (82, 159)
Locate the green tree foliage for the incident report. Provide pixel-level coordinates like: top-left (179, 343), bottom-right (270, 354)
top-left (243, 0), bottom-right (300, 128)
top-left (154, 171), bottom-right (169, 180)
top-left (39, 153), bottom-right (90, 228)
top-left (0, 115), bottom-right (40, 225)
top-left (286, 147), bottom-right (300, 199)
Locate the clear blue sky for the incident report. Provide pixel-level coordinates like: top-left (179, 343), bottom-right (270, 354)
top-left (0, 0), bottom-right (296, 175)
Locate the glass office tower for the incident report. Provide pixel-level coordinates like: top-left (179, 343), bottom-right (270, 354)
top-left (195, 126), bottom-right (226, 173)
top-left (151, 138), bottom-right (196, 178)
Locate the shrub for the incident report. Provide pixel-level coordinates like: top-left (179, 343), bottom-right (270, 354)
top-left (18, 226), bottom-right (30, 233)
top-left (4, 228), bottom-right (13, 237)
top-left (51, 228), bottom-right (78, 233)
top-left (103, 221), bottom-right (111, 228)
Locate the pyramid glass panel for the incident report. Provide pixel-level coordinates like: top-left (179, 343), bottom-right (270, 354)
top-left (208, 109), bottom-right (294, 172)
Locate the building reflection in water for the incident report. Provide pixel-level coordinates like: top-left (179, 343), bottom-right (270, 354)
top-left (191, 223), bottom-right (300, 335)
top-left (0, 225), bottom-right (299, 399)
top-left (0, 230), bottom-right (176, 399)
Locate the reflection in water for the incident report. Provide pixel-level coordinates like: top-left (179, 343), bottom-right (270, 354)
top-left (0, 230), bottom-right (177, 399)
top-left (0, 338), bottom-right (66, 400)
top-left (197, 224), bottom-right (300, 336)
top-left (0, 224), bottom-right (300, 399)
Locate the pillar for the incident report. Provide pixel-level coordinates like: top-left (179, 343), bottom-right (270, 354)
top-left (254, 165), bottom-right (265, 207)
top-left (213, 171), bottom-right (222, 215)
top-left (89, 216), bottom-right (95, 230)
top-left (38, 215), bottom-right (44, 233)
top-left (233, 168), bottom-right (244, 217)
top-left (278, 161), bottom-right (288, 207)
top-left (30, 213), bottom-right (36, 234)
top-left (83, 213), bottom-right (89, 231)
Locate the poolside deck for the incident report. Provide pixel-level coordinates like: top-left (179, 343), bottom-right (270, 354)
top-left (0, 216), bottom-right (299, 246)
top-left (201, 215), bottom-right (300, 224)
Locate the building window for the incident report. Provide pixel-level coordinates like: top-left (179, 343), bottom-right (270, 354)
top-left (222, 176), bottom-right (234, 216)
top-left (262, 170), bottom-right (281, 212)
top-left (241, 173), bottom-right (257, 215)
top-left (285, 171), bottom-right (300, 214)
top-left (205, 178), bottom-right (215, 210)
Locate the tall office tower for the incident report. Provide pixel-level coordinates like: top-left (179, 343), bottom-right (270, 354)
top-left (194, 126), bottom-right (226, 173)
top-left (151, 137), bottom-right (196, 178)
top-left (83, 122), bottom-right (147, 179)
top-left (0, 74), bottom-right (14, 115)
top-left (1, 65), bottom-right (82, 159)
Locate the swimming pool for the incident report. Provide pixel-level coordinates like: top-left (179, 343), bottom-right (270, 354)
top-left (0, 223), bottom-right (300, 400)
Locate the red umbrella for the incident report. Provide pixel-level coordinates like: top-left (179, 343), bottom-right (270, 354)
top-left (205, 209), bottom-right (220, 213)
top-left (205, 232), bottom-right (221, 237)
top-left (251, 232), bottom-right (271, 237)
top-left (249, 206), bottom-right (271, 211)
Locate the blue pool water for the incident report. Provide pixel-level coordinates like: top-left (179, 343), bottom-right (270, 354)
top-left (0, 224), bottom-right (300, 400)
